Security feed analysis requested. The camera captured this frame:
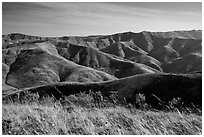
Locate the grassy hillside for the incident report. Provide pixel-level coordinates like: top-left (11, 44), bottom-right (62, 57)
top-left (2, 30), bottom-right (202, 135)
top-left (2, 92), bottom-right (202, 135)
top-left (4, 42), bottom-right (117, 89)
top-left (55, 41), bottom-right (159, 77)
top-left (3, 73), bottom-right (201, 109)
top-left (3, 41), bottom-right (159, 90)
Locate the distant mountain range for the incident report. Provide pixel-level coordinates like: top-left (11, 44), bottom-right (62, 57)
top-left (2, 30), bottom-right (202, 91)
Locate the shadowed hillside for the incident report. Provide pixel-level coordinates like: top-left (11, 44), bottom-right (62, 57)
top-left (162, 53), bottom-right (202, 73)
top-left (3, 73), bottom-right (202, 109)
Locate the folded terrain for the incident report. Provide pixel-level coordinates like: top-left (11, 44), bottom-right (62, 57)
top-left (2, 30), bottom-right (202, 108)
top-left (2, 37), bottom-right (161, 90)
top-left (3, 42), bottom-right (117, 89)
top-left (3, 30), bottom-right (201, 74)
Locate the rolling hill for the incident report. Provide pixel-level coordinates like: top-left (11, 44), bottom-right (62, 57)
top-left (55, 41), bottom-right (159, 77)
top-left (3, 73), bottom-right (202, 108)
top-left (3, 42), bottom-right (117, 89)
top-left (2, 30), bottom-right (202, 108)
top-left (3, 30), bottom-right (201, 73)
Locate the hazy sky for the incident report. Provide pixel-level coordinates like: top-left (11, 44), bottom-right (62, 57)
top-left (2, 2), bottom-right (202, 37)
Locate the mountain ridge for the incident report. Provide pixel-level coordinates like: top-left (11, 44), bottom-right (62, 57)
top-left (2, 30), bottom-right (202, 96)
top-left (2, 30), bottom-right (202, 109)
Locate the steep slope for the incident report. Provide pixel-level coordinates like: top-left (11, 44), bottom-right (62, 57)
top-left (96, 31), bottom-right (201, 72)
top-left (170, 38), bottom-right (202, 56)
top-left (100, 41), bottom-right (162, 71)
top-left (150, 45), bottom-right (180, 63)
top-left (2, 30), bottom-right (202, 74)
top-left (4, 42), bottom-right (117, 89)
top-left (100, 41), bottom-right (147, 58)
top-left (135, 32), bottom-right (202, 62)
top-left (55, 41), bottom-right (160, 78)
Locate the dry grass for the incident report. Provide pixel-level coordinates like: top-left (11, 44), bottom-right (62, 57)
top-left (2, 92), bottom-right (202, 135)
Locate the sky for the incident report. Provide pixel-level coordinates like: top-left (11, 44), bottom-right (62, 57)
top-left (2, 2), bottom-right (202, 37)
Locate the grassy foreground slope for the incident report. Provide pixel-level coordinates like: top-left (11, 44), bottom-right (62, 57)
top-left (2, 92), bottom-right (202, 135)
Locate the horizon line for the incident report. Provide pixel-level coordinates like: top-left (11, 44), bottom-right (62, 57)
top-left (2, 29), bottom-right (202, 38)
